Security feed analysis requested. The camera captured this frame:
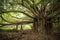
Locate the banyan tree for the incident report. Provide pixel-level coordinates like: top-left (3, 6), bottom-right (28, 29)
top-left (0, 0), bottom-right (60, 40)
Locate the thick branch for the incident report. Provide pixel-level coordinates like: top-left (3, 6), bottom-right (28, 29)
top-left (0, 15), bottom-right (12, 23)
top-left (0, 21), bottom-right (33, 26)
top-left (21, 0), bottom-right (38, 17)
top-left (47, 10), bottom-right (60, 18)
top-left (1, 10), bottom-right (35, 19)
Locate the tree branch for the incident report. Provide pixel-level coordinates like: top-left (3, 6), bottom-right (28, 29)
top-left (47, 10), bottom-right (60, 18)
top-left (1, 10), bottom-right (35, 19)
top-left (0, 21), bottom-right (33, 26)
top-left (21, 0), bottom-right (38, 17)
top-left (0, 14), bottom-right (13, 23)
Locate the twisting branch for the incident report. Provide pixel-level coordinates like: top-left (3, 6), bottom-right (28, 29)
top-left (1, 10), bottom-right (35, 19)
top-left (47, 10), bottom-right (60, 18)
top-left (0, 20), bottom-right (33, 26)
top-left (21, 0), bottom-right (38, 17)
top-left (0, 14), bottom-right (13, 23)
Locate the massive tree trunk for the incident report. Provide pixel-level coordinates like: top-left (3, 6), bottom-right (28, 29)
top-left (45, 18), bottom-right (53, 35)
top-left (33, 18), bottom-right (53, 40)
top-left (33, 18), bottom-right (38, 33)
top-left (33, 18), bottom-right (46, 34)
top-left (33, 18), bottom-right (53, 33)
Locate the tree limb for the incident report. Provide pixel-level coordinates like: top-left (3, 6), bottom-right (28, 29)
top-left (1, 10), bottom-right (35, 19)
top-left (0, 20), bottom-right (33, 26)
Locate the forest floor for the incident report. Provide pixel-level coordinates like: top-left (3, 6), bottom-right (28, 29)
top-left (0, 30), bottom-right (60, 40)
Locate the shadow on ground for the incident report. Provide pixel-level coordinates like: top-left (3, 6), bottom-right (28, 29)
top-left (0, 29), bottom-right (60, 40)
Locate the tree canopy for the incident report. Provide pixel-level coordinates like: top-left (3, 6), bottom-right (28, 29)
top-left (0, 0), bottom-right (60, 32)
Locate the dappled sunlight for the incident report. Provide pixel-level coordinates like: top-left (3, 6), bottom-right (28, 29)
top-left (0, 23), bottom-right (33, 31)
top-left (13, 13), bottom-right (25, 18)
top-left (0, 25), bottom-right (16, 30)
top-left (23, 24), bottom-right (33, 30)
top-left (2, 12), bottom-right (33, 23)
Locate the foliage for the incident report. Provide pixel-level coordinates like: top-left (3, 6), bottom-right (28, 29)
top-left (0, 0), bottom-right (60, 31)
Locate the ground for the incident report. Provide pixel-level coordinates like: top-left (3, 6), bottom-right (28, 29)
top-left (0, 30), bottom-right (60, 40)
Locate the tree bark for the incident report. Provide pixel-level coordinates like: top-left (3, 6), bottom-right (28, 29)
top-left (33, 18), bottom-right (46, 34)
top-left (16, 25), bottom-right (18, 30)
top-left (33, 18), bottom-right (53, 33)
top-left (45, 18), bottom-right (53, 35)
top-left (33, 18), bottom-right (53, 40)
top-left (33, 18), bottom-right (38, 33)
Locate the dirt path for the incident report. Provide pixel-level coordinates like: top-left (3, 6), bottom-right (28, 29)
top-left (0, 30), bottom-right (59, 40)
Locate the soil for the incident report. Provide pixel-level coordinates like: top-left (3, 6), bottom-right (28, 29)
top-left (0, 30), bottom-right (60, 40)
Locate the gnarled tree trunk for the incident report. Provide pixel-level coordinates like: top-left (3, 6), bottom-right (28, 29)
top-left (33, 18), bottom-right (53, 33)
top-left (33, 18), bottom-right (46, 33)
top-left (33, 18), bottom-right (53, 40)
